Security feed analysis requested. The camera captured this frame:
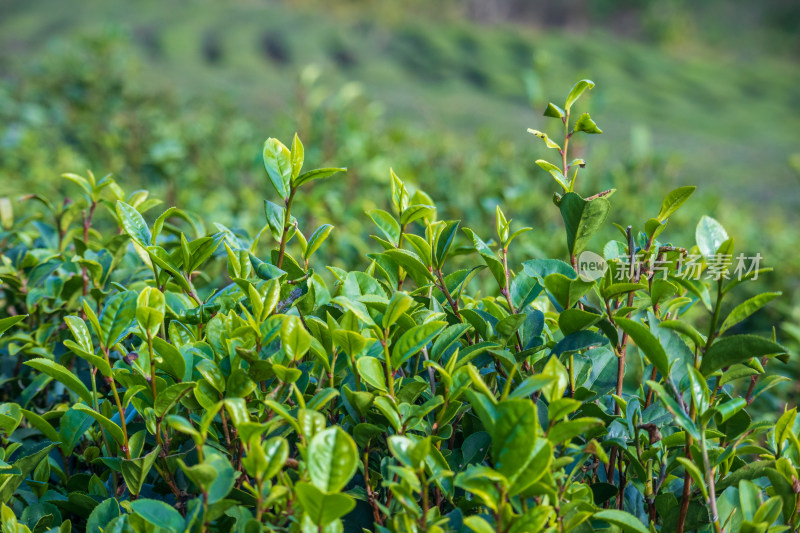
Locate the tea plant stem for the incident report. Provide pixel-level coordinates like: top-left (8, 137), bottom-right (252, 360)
top-left (585, 189), bottom-right (615, 200)
top-left (790, 493), bottom-right (800, 532)
top-left (700, 429), bottom-right (722, 533)
top-left (277, 189), bottom-right (297, 269)
top-left (397, 224), bottom-right (407, 290)
top-left (363, 448), bottom-right (383, 525)
top-left (680, 281), bottom-right (727, 532)
top-left (201, 490), bottom-right (209, 533)
top-left (102, 346), bottom-right (131, 459)
top-left (435, 270), bottom-right (461, 319)
top-left (219, 403), bottom-right (232, 448)
top-left (146, 332), bottom-right (157, 410)
top-left (500, 364), bottom-right (518, 400)
top-left (568, 354), bottom-right (575, 397)
top-left (350, 352), bottom-right (362, 392)
top-left (435, 269), bottom-right (474, 345)
top-left (493, 486), bottom-right (507, 533)
top-left (560, 112), bottom-right (578, 269)
top-left (616, 452), bottom-right (626, 510)
top-left (254, 475), bottom-right (265, 522)
top-left (186, 280), bottom-right (203, 307)
top-left (615, 226), bottom-right (637, 408)
top-left (500, 246), bottom-right (524, 353)
top-left (698, 284), bottom-right (724, 532)
top-left (636, 428), bottom-right (657, 523)
top-left (606, 226), bottom-right (636, 486)
top-left (80, 200), bottom-right (97, 298)
top-left (419, 468), bottom-right (429, 529)
top-left (744, 357), bottom-right (768, 405)
top-left (561, 113), bottom-right (571, 181)
top-left (421, 347), bottom-right (435, 396)
top-left (381, 338), bottom-right (396, 400)
top-left (644, 367), bottom-right (657, 408)
top-left (678, 381), bottom-right (699, 532)
top-left (706, 279), bottom-right (724, 350)
top-left (327, 349), bottom-right (337, 389)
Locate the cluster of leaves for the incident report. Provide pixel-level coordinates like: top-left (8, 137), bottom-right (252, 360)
top-left (0, 80), bottom-right (797, 533)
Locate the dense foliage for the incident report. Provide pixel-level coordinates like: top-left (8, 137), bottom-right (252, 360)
top-left (3, 31), bottom-right (797, 337)
top-left (0, 80), bottom-right (797, 533)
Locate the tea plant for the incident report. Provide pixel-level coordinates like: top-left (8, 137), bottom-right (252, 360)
top-left (0, 80), bottom-right (796, 533)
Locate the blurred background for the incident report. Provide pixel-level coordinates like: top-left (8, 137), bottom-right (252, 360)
top-left (1, 0), bottom-right (799, 377)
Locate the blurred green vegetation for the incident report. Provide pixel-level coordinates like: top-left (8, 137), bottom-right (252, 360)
top-left (1, 0), bottom-right (798, 357)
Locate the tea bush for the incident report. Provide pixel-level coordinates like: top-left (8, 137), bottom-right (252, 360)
top-left (0, 80), bottom-right (796, 533)
top-left (3, 31), bottom-right (799, 345)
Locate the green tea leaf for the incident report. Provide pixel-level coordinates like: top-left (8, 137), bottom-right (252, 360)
top-left (263, 138), bottom-right (292, 199)
top-left (491, 399), bottom-right (537, 481)
top-left (121, 448), bottom-right (159, 496)
top-left (383, 291), bottom-right (414, 329)
top-left (463, 227), bottom-right (506, 289)
top-left (565, 79), bottom-right (595, 111)
top-left (154, 383), bottom-right (197, 417)
top-left (543, 102), bottom-right (565, 119)
top-left (307, 427), bottom-right (358, 493)
top-left (720, 292), bottom-right (780, 334)
top-left (434, 220), bottom-right (460, 269)
top-left (573, 113), bottom-right (602, 134)
top-left (73, 404), bottom-right (125, 445)
top-left (536, 160), bottom-right (569, 191)
top-left (399, 204), bottom-right (435, 225)
top-left (686, 365), bottom-right (710, 415)
top-left (558, 309), bottom-right (602, 336)
top-left (712, 397), bottom-right (747, 425)
top-left (0, 315), bottom-right (26, 337)
top-left (560, 192), bottom-right (611, 256)
top-left (290, 133), bottom-right (304, 181)
top-left (383, 249), bottom-right (436, 286)
top-left (699, 335), bottom-right (786, 376)
top-left (196, 359), bottom-right (226, 393)
top-left (527, 129), bottom-right (561, 150)
top-left (0, 442), bottom-right (58, 504)
top-left (25, 359), bottom-right (93, 404)
top-left (593, 510), bottom-right (649, 533)
top-left (295, 481), bottom-right (355, 525)
top-left (658, 186), bottom-right (696, 222)
top-left (64, 315), bottom-right (93, 352)
top-left (63, 339), bottom-right (112, 378)
top-left (367, 209), bottom-right (401, 245)
top-left (659, 319), bottom-right (706, 348)
top-left (391, 321), bottom-right (447, 367)
top-left (775, 407), bottom-right (797, 454)
top-left (615, 317), bottom-right (669, 377)
top-left (100, 290), bottom-right (137, 348)
top-left (356, 357), bottom-right (387, 393)
top-left (696, 215), bottom-right (729, 259)
top-left (272, 363), bottom-right (302, 384)
top-left (128, 499), bottom-right (185, 533)
top-left (281, 315), bottom-right (312, 360)
top-left (116, 201), bottom-right (151, 247)
top-left (547, 417), bottom-right (603, 443)
top-left (304, 224), bottom-right (334, 260)
top-left (86, 498), bottom-right (121, 533)
top-left (136, 287), bottom-right (164, 338)
top-left (294, 167), bottom-right (347, 188)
